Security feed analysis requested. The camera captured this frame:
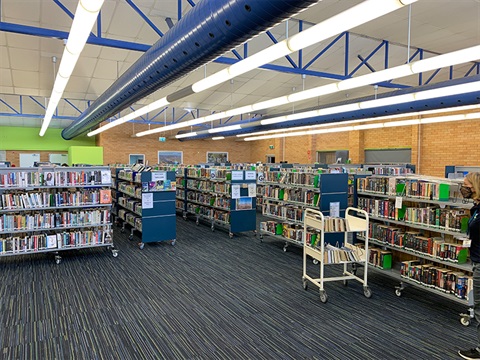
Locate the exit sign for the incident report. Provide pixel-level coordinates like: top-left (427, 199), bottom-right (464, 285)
top-left (158, 137), bottom-right (166, 142)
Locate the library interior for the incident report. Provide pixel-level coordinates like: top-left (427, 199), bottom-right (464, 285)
top-left (1, 0), bottom-right (480, 359)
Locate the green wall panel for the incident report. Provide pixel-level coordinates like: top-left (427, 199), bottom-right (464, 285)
top-left (68, 146), bottom-right (104, 165)
top-left (0, 127), bottom-right (95, 150)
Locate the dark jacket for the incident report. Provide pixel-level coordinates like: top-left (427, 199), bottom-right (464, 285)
top-left (469, 202), bottom-right (480, 263)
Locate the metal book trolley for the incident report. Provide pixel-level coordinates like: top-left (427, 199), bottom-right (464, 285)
top-left (302, 207), bottom-right (371, 303)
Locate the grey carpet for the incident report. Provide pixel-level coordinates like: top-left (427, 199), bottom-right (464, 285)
top-left (0, 216), bottom-right (474, 359)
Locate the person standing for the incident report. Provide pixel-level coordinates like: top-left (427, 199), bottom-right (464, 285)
top-left (459, 172), bottom-right (480, 360)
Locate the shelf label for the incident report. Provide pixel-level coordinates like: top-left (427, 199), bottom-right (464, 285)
top-left (210, 170), bottom-right (217, 179)
top-left (151, 172), bottom-right (166, 181)
top-left (245, 171), bottom-right (256, 180)
top-left (395, 196), bottom-right (402, 209)
top-left (248, 183), bottom-right (256, 197)
top-left (142, 193), bottom-right (153, 209)
top-left (231, 171), bottom-right (244, 181)
top-left (329, 202), bottom-right (340, 217)
top-left (232, 184), bottom-right (241, 199)
top-left (257, 172), bottom-right (265, 183)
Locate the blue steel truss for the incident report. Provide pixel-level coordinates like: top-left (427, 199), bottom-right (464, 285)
top-left (0, 0), bottom-right (478, 126)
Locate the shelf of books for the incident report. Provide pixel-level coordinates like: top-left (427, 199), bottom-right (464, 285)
top-left (356, 174), bottom-right (474, 326)
top-left (0, 166), bottom-right (117, 264)
top-left (114, 165), bottom-right (176, 249)
top-left (302, 207), bottom-right (372, 303)
top-left (259, 169), bottom-right (348, 252)
top-left (182, 166), bottom-right (257, 238)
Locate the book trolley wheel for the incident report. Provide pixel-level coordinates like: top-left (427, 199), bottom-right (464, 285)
top-left (196, 220), bottom-right (200, 226)
top-left (55, 256), bottom-right (62, 265)
top-left (395, 288), bottom-right (402, 297)
top-left (319, 290), bottom-right (328, 303)
top-left (460, 315), bottom-right (471, 327)
top-left (128, 234), bottom-right (133, 241)
top-left (139, 242), bottom-right (145, 250)
top-left (229, 232), bottom-right (234, 239)
top-left (363, 286), bottom-right (372, 298)
top-left (302, 278), bottom-right (308, 290)
top-left (283, 243), bottom-right (288, 252)
top-left (343, 280), bottom-right (348, 287)
top-left (170, 239), bottom-right (176, 246)
top-left (112, 250), bottom-right (119, 258)
top-left (211, 225), bottom-right (215, 232)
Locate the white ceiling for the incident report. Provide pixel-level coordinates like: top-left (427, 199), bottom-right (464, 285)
top-left (0, 0), bottom-right (479, 131)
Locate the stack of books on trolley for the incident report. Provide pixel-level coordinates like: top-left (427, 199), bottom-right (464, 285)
top-left (400, 260), bottom-right (472, 299)
top-left (319, 243), bottom-right (366, 264)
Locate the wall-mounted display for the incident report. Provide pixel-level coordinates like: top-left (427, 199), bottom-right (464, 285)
top-left (158, 151), bottom-right (183, 164)
top-left (207, 152), bottom-right (228, 163)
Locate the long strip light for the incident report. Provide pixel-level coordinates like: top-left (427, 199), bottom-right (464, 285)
top-left (39, 0), bottom-right (104, 136)
top-left (236, 104), bottom-right (480, 138)
top-left (243, 111), bottom-right (480, 141)
top-left (123, 0), bottom-right (416, 138)
top-left (136, 43), bottom-right (480, 137)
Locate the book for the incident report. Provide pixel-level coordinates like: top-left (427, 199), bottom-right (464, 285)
top-left (99, 189), bottom-right (112, 204)
top-left (46, 235), bottom-right (57, 249)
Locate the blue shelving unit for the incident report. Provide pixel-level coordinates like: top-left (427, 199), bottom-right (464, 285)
top-left (183, 166), bottom-right (257, 238)
top-left (114, 168), bottom-right (176, 249)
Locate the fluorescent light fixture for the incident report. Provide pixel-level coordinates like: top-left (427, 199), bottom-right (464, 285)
top-left (212, 136), bottom-right (225, 140)
top-left (338, 65), bottom-right (414, 90)
top-left (411, 45), bottom-right (480, 74)
top-left (359, 93), bottom-right (416, 109)
top-left (88, 97), bottom-right (169, 136)
top-left (40, 0), bottom-right (104, 137)
top-left (207, 124), bottom-right (242, 134)
top-left (287, 0), bottom-right (416, 52)
top-left (414, 81), bottom-right (480, 101)
top-left (191, 69), bottom-right (231, 93)
top-left (175, 132), bottom-right (197, 139)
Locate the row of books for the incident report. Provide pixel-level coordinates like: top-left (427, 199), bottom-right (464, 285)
top-left (186, 168), bottom-right (228, 180)
top-left (0, 229), bottom-right (112, 253)
top-left (186, 192), bottom-right (231, 210)
top-left (186, 203), bottom-right (230, 223)
top-left (357, 176), bottom-right (456, 201)
top-left (368, 247), bottom-right (393, 269)
top-left (118, 196), bottom-right (142, 216)
top-left (0, 169), bottom-right (111, 188)
top-left (0, 209), bottom-right (111, 232)
top-left (259, 221), bottom-right (306, 243)
top-left (118, 183), bottom-right (142, 199)
top-left (358, 197), bottom-right (469, 232)
top-left (368, 222), bottom-right (468, 263)
top-left (263, 171), bottom-right (319, 187)
top-left (185, 179), bottom-right (231, 194)
top-left (0, 189), bottom-right (111, 210)
top-left (262, 186), bottom-right (320, 206)
top-left (263, 203), bottom-right (304, 224)
top-left (400, 260), bottom-right (472, 299)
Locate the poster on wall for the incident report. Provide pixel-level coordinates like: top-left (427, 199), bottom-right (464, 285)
top-left (129, 154), bottom-right (145, 165)
top-left (158, 151), bottom-right (183, 164)
top-left (206, 152), bottom-right (228, 163)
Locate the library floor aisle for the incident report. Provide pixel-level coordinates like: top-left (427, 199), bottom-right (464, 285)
top-left (0, 217), bottom-right (474, 359)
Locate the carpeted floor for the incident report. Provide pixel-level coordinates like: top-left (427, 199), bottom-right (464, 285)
top-left (0, 216), bottom-right (474, 359)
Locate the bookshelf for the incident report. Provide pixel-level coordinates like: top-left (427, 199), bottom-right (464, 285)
top-left (302, 207), bottom-right (371, 303)
top-left (182, 166), bottom-right (257, 238)
top-left (259, 168), bottom-right (348, 251)
top-left (0, 166), bottom-right (117, 264)
top-left (356, 174), bottom-right (474, 325)
top-left (114, 167), bottom-right (176, 249)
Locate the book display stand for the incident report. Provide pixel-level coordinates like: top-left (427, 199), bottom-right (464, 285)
top-left (356, 174), bottom-right (474, 326)
top-left (0, 166), bottom-right (117, 264)
top-left (302, 207), bottom-right (371, 303)
top-left (114, 166), bottom-right (176, 249)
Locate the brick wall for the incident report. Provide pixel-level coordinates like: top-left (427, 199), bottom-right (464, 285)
top-left (97, 123), bottom-right (251, 165)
